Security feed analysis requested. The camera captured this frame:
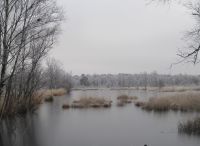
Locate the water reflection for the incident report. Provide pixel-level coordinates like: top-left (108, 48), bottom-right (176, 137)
top-left (0, 90), bottom-right (200, 146)
top-left (0, 114), bottom-right (38, 146)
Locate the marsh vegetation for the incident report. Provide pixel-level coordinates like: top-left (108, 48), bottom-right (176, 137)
top-left (1, 0), bottom-right (200, 145)
top-left (135, 91), bottom-right (200, 112)
top-left (117, 94), bottom-right (138, 107)
top-left (66, 97), bottom-right (112, 108)
top-left (1, 89), bottom-right (200, 146)
top-left (178, 117), bottom-right (200, 135)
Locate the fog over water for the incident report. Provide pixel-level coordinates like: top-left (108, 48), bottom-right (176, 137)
top-left (51, 0), bottom-right (199, 75)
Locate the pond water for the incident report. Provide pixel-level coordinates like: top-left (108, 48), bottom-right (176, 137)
top-left (1, 89), bottom-right (200, 146)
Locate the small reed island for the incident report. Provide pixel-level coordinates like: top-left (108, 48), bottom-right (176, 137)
top-left (62, 97), bottom-right (112, 109)
top-left (134, 92), bottom-right (200, 112)
top-left (117, 95), bottom-right (138, 107)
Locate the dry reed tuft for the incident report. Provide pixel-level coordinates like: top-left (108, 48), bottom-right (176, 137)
top-left (178, 117), bottom-right (200, 135)
top-left (0, 91), bottom-right (45, 117)
top-left (134, 101), bottom-right (146, 107)
top-left (70, 97), bottom-right (112, 108)
top-left (31, 92), bottom-right (44, 105)
top-left (35, 88), bottom-right (67, 102)
top-left (42, 88), bottom-right (67, 97)
top-left (44, 96), bottom-right (54, 102)
top-left (135, 92), bottom-right (200, 112)
top-left (117, 95), bottom-right (138, 107)
top-left (117, 95), bottom-right (138, 101)
top-left (62, 103), bottom-right (70, 109)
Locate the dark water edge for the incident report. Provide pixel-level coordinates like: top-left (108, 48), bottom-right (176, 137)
top-left (1, 89), bottom-right (200, 146)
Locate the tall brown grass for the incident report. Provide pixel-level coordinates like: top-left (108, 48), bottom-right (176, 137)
top-left (117, 95), bottom-right (138, 107)
top-left (35, 88), bottom-right (67, 102)
top-left (0, 88), bottom-right (67, 117)
top-left (70, 97), bottom-right (112, 108)
top-left (178, 117), bottom-right (200, 135)
top-left (0, 92), bottom-right (44, 117)
top-left (31, 92), bottom-right (44, 105)
top-left (135, 92), bottom-right (200, 112)
top-left (117, 95), bottom-right (138, 101)
top-left (42, 88), bottom-right (67, 97)
top-left (62, 102), bottom-right (70, 109)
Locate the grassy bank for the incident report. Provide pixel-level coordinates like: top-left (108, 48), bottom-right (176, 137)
top-left (0, 88), bottom-right (68, 118)
top-left (134, 92), bottom-right (200, 112)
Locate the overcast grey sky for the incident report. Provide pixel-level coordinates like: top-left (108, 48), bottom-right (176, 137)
top-left (50, 0), bottom-right (200, 75)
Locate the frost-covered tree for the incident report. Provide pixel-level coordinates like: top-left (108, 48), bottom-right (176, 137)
top-left (44, 58), bottom-right (73, 92)
top-left (155, 0), bottom-right (200, 64)
top-left (72, 73), bottom-right (200, 88)
top-left (0, 0), bottom-right (63, 117)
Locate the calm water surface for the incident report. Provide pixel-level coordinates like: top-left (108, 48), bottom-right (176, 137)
top-left (1, 89), bottom-right (200, 146)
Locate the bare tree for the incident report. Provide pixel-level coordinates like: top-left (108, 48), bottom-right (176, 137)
top-left (0, 0), bottom-right (63, 118)
top-left (177, 2), bottom-right (200, 64)
top-left (44, 58), bottom-right (73, 93)
top-left (155, 1), bottom-right (200, 64)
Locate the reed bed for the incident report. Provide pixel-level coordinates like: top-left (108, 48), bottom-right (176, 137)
top-left (37, 88), bottom-right (67, 102)
top-left (62, 102), bottom-right (70, 109)
top-left (178, 117), bottom-right (200, 135)
top-left (42, 88), bottom-right (67, 97)
top-left (117, 95), bottom-right (138, 107)
top-left (44, 96), bottom-right (54, 102)
top-left (135, 92), bottom-right (200, 112)
top-left (64, 97), bottom-right (112, 109)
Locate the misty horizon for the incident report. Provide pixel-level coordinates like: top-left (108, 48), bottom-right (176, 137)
top-left (1, 1), bottom-right (200, 146)
top-left (49, 0), bottom-right (200, 75)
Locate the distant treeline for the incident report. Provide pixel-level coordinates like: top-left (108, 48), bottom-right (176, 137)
top-left (72, 72), bottom-right (200, 88)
